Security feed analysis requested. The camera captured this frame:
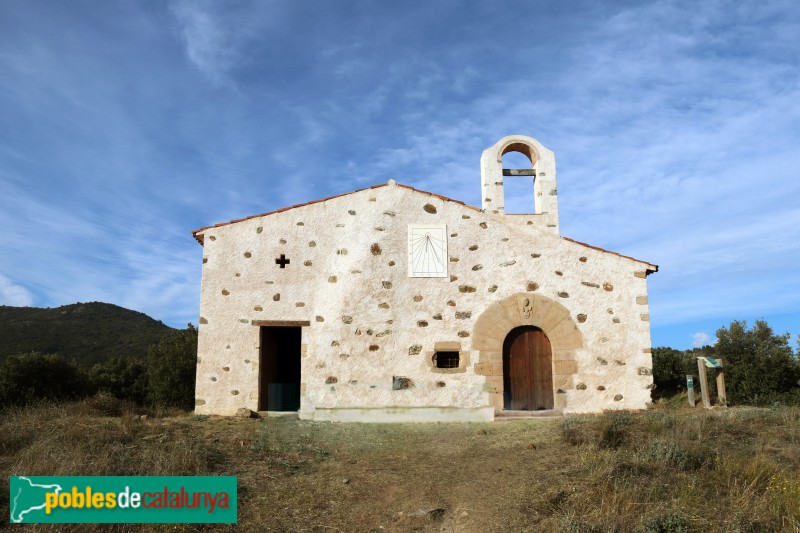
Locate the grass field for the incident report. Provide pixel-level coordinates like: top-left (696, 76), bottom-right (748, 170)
top-left (1, 396), bottom-right (799, 532)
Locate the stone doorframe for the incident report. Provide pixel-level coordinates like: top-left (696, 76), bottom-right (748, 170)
top-left (472, 293), bottom-right (584, 411)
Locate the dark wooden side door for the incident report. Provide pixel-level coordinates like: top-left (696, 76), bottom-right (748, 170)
top-left (503, 327), bottom-right (554, 410)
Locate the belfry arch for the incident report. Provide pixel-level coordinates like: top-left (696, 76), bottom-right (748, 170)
top-left (480, 135), bottom-right (560, 234)
top-left (472, 293), bottom-right (584, 412)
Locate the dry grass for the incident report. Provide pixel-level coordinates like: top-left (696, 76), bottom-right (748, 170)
top-left (1, 396), bottom-right (799, 532)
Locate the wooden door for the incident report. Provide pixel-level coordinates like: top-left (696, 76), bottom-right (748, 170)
top-left (503, 327), bottom-right (554, 410)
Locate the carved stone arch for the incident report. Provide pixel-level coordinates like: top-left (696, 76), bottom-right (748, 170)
top-left (472, 292), bottom-right (583, 411)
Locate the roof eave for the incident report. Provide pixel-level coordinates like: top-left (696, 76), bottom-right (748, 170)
top-left (561, 236), bottom-right (658, 273)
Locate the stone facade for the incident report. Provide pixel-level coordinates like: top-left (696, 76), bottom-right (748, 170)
top-left (192, 135), bottom-right (658, 421)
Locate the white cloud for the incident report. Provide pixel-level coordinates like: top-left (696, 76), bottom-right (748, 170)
top-left (691, 332), bottom-right (711, 348)
top-left (0, 273), bottom-right (33, 307)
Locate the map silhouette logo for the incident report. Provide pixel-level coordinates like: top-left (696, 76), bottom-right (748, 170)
top-left (10, 476), bottom-right (63, 523)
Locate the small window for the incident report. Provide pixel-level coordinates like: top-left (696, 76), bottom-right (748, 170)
top-left (435, 351), bottom-right (460, 369)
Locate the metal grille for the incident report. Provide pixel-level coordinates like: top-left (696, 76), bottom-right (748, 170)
top-left (435, 351), bottom-right (460, 369)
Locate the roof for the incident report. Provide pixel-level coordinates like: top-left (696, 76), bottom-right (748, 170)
top-left (561, 237), bottom-right (658, 274)
top-left (191, 181), bottom-right (658, 272)
top-left (191, 182), bottom-right (480, 244)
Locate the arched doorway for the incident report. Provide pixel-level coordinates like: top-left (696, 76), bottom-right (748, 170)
top-left (503, 326), bottom-right (554, 410)
top-left (472, 293), bottom-right (583, 412)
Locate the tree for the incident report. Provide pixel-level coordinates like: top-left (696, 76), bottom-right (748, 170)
top-left (146, 324), bottom-right (197, 409)
top-left (715, 320), bottom-right (800, 404)
top-left (0, 353), bottom-right (91, 407)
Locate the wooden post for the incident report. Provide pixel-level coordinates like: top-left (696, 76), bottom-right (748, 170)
top-left (686, 375), bottom-right (696, 407)
top-left (716, 359), bottom-right (727, 406)
top-left (697, 358), bottom-right (711, 409)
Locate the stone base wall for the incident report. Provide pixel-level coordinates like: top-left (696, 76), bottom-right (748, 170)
top-left (305, 406), bottom-right (495, 423)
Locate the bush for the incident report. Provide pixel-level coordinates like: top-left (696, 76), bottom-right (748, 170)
top-left (651, 347), bottom-right (696, 397)
top-left (640, 441), bottom-right (708, 471)
top-left (89, 357), bottom-right (148, 404)
top-left (80, 392), bottom-right (141, 417)
top-left (641, 513), bottom-right (690, 533)
top-left (146, 324), bottom-right (197, 409)
top-left (756, 388), bottom-right (800, 407)
top-left (0, 352), bottom-right (91, 407)
top-left (596, 412), bottom-right (633, 449)
top-left (559, 416), bottom-right (591, 446)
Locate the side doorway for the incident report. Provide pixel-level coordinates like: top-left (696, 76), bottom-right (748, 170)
top-left (258, 326), bottom-right (301, 411)
top-left (502, 326), bottom-right (554, 410)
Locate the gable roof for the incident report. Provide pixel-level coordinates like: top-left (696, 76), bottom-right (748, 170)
top-left (191, 181), bottom-right (657, 272)
top-left (191, 182), bottom-right (480, 244)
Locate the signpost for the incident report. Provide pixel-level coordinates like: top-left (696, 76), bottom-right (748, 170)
top-left (696, 356), bottom-right (727, 408)
top-left (696, 358), bottom-right (712, 408)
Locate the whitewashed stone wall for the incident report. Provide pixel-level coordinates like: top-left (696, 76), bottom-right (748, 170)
top-left (193, 136), bottom-right (657, 421)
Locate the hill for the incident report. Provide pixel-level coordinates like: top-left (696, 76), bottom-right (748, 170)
top-left (0, 302), bottom-right (175, 367)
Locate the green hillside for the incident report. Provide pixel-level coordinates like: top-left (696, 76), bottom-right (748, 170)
top-left (0, 302), bottom-right (175, 367)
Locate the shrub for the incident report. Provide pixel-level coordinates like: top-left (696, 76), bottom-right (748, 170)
top-left (758, 388), bottom-right (800, 406)
top-left (651, 347), bottom-right (696, 397)
top-left (558, 517), bottom-right (612, 533)
top-left (596, 412), bottom-right (633, 449)
top-left (79, 393), bottom-right (140, 417)
top-left (89, 357), bottom-right (148, 404)
top-left (641, 513), bottom-right (690, 533)
top-left (0, 352), bottom-right (91, 407)
top-left (560, 416), bottom-right (591, 446)
top-left (146, 324), bottom-right (197, 409)
top-left (640, 441), bottom-right (708, 471)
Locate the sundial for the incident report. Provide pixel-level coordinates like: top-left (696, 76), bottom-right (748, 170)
top-left (407, 224), bottom-right (447, 278)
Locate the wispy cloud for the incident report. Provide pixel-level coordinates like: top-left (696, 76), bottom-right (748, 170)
top-left (169, 0), bottom-right (266, 84)
top-left (0, 273), bottom-right (33, 307)
top-left (0, 0), bottom-right (798, 349)
top-left (691, 332), bottom-right (711, 348)
top-left (170, 1), bottom-right (236, 82)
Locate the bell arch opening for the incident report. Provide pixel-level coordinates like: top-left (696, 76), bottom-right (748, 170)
top-left (501, 150), bottom-right (536, 214)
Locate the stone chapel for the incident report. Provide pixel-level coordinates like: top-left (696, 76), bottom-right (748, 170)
top-left (192, 135), bottom-right (658, 421)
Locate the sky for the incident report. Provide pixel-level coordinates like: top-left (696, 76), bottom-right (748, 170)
top-left (0, 0), bottom-right (798, 350)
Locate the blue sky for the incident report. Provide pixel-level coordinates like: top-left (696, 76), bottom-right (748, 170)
top-left (1, 0), bottom-right (798, 349)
